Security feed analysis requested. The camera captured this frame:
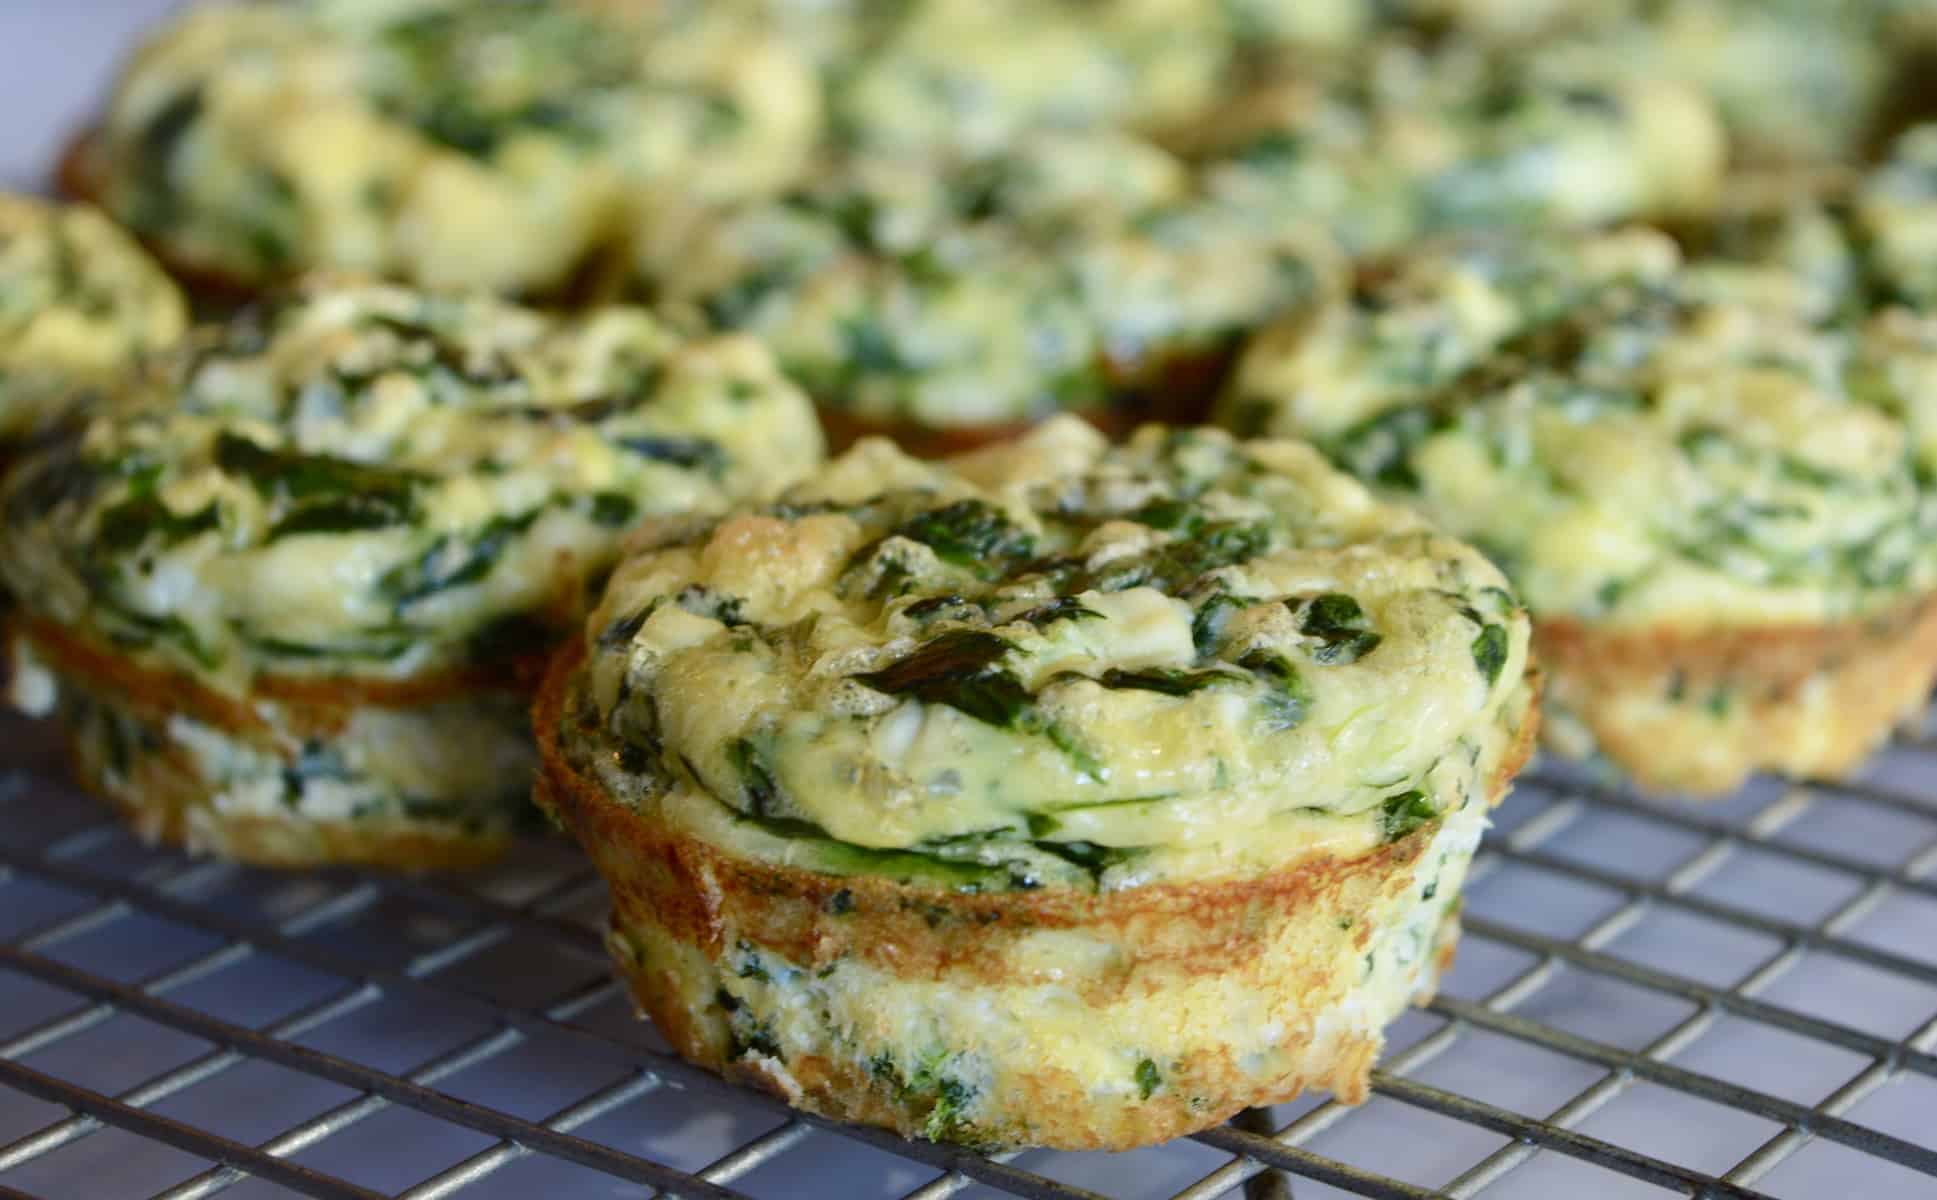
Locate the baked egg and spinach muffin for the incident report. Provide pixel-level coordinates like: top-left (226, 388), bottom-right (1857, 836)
top-left (1541, 0), bottom-right (1901, 169)
top-left (825, 0), bottom-right (1230, 156)
top-left (75, 0), bottom-right (821, 297)
top-left (0, 280), bottom-right (823, 868)
top-left (1222, 228), bottom-right (1937, 793)
top-left (1193, 38), bottom-right (1726, 258)
top-left (0, 195), bottom-right (186, 445)
top-left (635, 130), bottom-right (1329, 454)
top-left (535, 417), bottom-right (1538, 1149)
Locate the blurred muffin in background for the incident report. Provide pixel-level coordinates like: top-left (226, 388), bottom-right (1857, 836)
top-left (1223, 226), bottom-right (1937, 792)
top-left (0, 194), bottom-right (185, 446)
top-left (74, 0), bottom-right (822, 297)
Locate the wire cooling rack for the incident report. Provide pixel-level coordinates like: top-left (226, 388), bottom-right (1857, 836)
top-left (0, 708), bottom-right (1933, 1200)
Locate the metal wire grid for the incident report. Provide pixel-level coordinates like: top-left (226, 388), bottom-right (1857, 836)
top-left (0, 713), bottom-right (1932, 1200)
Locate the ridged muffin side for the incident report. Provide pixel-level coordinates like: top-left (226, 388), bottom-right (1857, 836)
top-left (538, 418), bottom-right (1537, 1147)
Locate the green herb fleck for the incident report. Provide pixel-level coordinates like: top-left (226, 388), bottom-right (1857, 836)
top-left (616, 435), bottom-right (726, 477)
top-left (855, 631), bottom-right (1028, 725)
top-left (1135, 1058), bottom-right (1162, 1100)
top-left (1299, 593), bottom-right (1383, 665)
top-left (94, 495), bottom-right (218, 553)
top-left (1191, 593), bottom-right (1246, 656)
top-left (379, 509), bottom-right (542, 607)
top-left (1380, 790), bottom-right (1438, 842)
top-left (728, 738), bottom-right (781, 818)
top-left (1095, 667), bottom-right (1239, 696)
top-left (893, 500), bottom-right (1036, 578)
top-left (1236, 649), bottom-right (1312, 730)
top-left (1011, 597), bottom-right (1102, 627)
top-left (1471, 624), bottom-right (1510, 689)
top-left (589, 492), bottom-right (637, 527)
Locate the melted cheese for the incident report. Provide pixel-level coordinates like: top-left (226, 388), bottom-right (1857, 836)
top-left (566, 418), bottom-right (1532, 881)
top-left (0, 195), bottom-right (186, 440)
top-left (0, 281), bottom-right (823, 689)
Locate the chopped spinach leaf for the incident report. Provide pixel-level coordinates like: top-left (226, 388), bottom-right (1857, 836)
top-left (215, 432), bottom-right (421, 505)
top-left (728, 738), bottom-right (782, 818)
top-left (1095, 667), bottom-right (1239, 696)
top-left (1236, 648), bottom-right (1312, 730)
top-left (1471, 624), bottom-right (1509, 688)
top-left (855, 632), bottom-right (1093, 774)
top-left (589, 492), bottom-right (637, 527)
top-left (269, 495), bottom-right (417, 539)
top-left (893, 500), bottom-right (1036, 578)
top-left (674, 584), bottom-right (748, 627)
top-left (616, 435), bottom-right (727, 477)
top-left (839, 311), bottom-right (911, 376)
top-left (902, 594), bottom-right (983, 622)
top-left (1191, 592), bottom-right (1245, 656)
top-left (1010, 597), bottom-right (1102, 627)
top-left (1089, 520), bottom-right (1270, 593)
top-left (1380, 789), bottom-right (1438, 842)
top-left (94, 495), bottom-right (218, 553)
top-left (1327, 406), bottom-right (1441, 490)
top-left (597, 601), bottom-right (657, 648)
top-left (1136, 1058), bottom-right (1162, 1100)
top-left (1299, 593), bottom-right (1383, 665)
top-left (1035, 839), bottom-right (1142, 882)
top-left (854, 631), bottom-right (1014, 702)
top-left (380, 509), bottom-right (542, 608)
top-left (1130, 497), bottom-right (1199, 533)
top-left (96, 599), bottom-right (218, 668)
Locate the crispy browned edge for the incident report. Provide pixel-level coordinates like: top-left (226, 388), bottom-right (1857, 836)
top-left (812, 346), bottom-right (1235, 458)
top-left (11, 613), bottom-right (537, 870)
top-left (532, 636), bottom-right (1539, 1148)
top-left (1535, 593), bottom-right (1937, 794)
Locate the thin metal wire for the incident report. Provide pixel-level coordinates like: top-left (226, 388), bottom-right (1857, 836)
top-left (0, 734), bottom-right (1934, 1200)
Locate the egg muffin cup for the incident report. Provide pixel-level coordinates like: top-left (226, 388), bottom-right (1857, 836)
top-left (636, 131), bottom-right (1327, 455)
top-left (2, 281), bottom-right (822, 868)
top-left (1534, 598), bottom-right (1937, 793)
top-left (0, 193), bottom-right (186, 446)
top-left (1223, 225), bottom-right (1937, 794)
top-left (10, 614), bottom-right (538, 870)
top-left (72, 0), bottom-right (821, 300)
top-left (537, 419), bottom-right (1537, 1148)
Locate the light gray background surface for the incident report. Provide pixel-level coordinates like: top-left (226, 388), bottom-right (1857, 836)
top-left (0, 0), bottom-right (187, 193)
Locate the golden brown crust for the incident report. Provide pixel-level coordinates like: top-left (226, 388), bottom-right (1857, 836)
top-left (15, 613), bottom-right (535, 743)
top-left (1535, 595), bottom-right (1937, 793)
top-left (13, 615), bottom-right (524, 869)
top-left (533, 638), bottom-right (1536, 1148)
